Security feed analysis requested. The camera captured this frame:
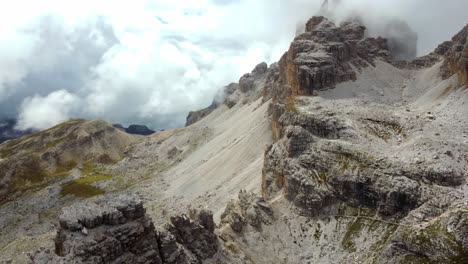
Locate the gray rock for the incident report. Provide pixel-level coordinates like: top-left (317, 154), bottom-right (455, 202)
top-left (33, 196), bottom-right (219, 264)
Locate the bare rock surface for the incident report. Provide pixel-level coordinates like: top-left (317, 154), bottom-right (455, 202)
top-left (253, 18), bottom-right (468, 263)
top-left (32, 195), bottom-right (218, 264)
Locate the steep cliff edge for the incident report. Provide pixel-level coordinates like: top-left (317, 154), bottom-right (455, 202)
top-left (252, 17), bottom-right (468, 263)
top-left (442, 24), bottom-right (468, 86)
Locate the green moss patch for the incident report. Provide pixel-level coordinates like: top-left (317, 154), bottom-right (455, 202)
top-left (51, 161), bottom-right (77, 177)
top-left (401, 222), bottom-right (468, 263)
top-left (81, 161), bottom-right (95, 176)
top-left (74, 173), bottom-right (112, 184)
top-left (370, 224), bottom-right (398, 252)
top-left (307, 169), bottom-right (329, 185)
top-left (336, 153), bottom-right (371, 174)
top-left (60, 182), bottom-right (106, 198)
top-left (60, 164), bottom-right (112, 198)
top-left (342, 217), bottom-right (366, 252)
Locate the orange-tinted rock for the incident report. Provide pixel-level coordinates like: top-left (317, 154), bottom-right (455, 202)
top-left (442, 24), bottom-right (468, 86)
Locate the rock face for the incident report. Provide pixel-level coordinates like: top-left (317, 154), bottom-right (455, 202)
top-left (185, 102), bottom-right (217, 127)
top-left (256, 17), bottom-right (468, 263)
top-left (220, 190), bottom-right (274, 233)
top-left (32, 195), bottom-right (218, 264)
top-left (185, 61), bottom-right (271, 126)
top-left (442, 24), bottom-right (468, 86)
top-left (277, 16), bottom-right (390, 98)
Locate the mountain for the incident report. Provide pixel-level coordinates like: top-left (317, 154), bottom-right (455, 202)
top-left (0, 119), bottom-right (139, 202)
top-left (113, 124), bottom-right (156, 136)
top-left (1, 16), bottom-right (467, 263)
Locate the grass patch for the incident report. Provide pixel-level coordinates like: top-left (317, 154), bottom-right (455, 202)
top-left (82, 161), bottom-right (95, 176)
top-left (74, 173), bottom-right (112, 184)
top-left (342, 217), bottom-right (366, 252)
top-left (60, 182), bottom-right (105, 198)
top-left (51, 161), bottom-right (77, 177)
top-left (363, 118), bottom-right (405, 142)
top-left (60, 172), bottom-right (112, 198)
top-left (370, 224), bottom-right (399, 252)
top-left (336, 153), bottom-right (371, 174)
top-left (60, 159), bottom-right (112, 198)
top-left (308, 169), bottom-right (329, 185)
top-left (401, 222), bottom-right (468, 263)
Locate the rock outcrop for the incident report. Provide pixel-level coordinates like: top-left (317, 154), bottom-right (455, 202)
top-left (220, 190), bottom-right (274, 233)
top-left (442, 24), bottom-right (468, 86)
top-left (277, 16), bottom-right (390, 98)
top-left (32, 195), bottom-right (219, 264)
top-left (185, 62), bottom-right (271, 126)
top-left (256, 16), bottom-right (468, 263)
top-left (185, 102), bottom-right (217, 127)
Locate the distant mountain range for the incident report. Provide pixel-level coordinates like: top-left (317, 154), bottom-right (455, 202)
top-left (0, 119), bottom-right (155, 145)
top-left (112, 124), bottom-right (155, 135)
top-left (0, 119), bottom-right (33, 144)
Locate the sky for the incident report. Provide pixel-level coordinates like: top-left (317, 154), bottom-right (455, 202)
top-left (0, 0), bottom-right (466, 131)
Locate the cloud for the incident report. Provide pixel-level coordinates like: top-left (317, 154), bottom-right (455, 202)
top-left (0, 0), bottom-right (467, 131)
top-left (16, 90), bottom-right (80, 130)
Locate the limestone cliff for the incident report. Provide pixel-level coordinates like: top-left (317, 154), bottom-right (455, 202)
top-left (442, 24), bottom-right (468, 86)
top-left (277, 16), bottom-right (390, 99)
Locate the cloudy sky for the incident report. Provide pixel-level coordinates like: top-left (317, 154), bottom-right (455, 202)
top-left (0, 0), bottom-right (466, 131)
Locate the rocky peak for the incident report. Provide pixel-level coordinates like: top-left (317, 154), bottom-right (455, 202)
top-left (185, 61), bottom-right (271, 127)
top-left (442, 24), bottom-right (468, 85)
top-left (276, 16), bottom-right (390, 100)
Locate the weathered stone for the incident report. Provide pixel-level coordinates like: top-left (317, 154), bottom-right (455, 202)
top-left (186, 103), bottom-right (217, 126)
top-left (168, 211), bottom-right (218, 260)
top-left (277, 16), bottom-right (391, 99)
top-left (442, 24), bottom-right (468, 85)
top-left (33, 196), bottom-right (219, 264)
top-left (220, 190), bottom-right (274, 232)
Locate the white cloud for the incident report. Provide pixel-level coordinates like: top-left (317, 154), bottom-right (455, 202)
top-left (0, 0), bottom-right (467, 130)
top-left (16, 90), bottom-right (80, 130)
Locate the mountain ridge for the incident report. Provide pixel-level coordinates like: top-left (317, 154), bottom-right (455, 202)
top-left (0, 15), bottom-right (467, 263)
